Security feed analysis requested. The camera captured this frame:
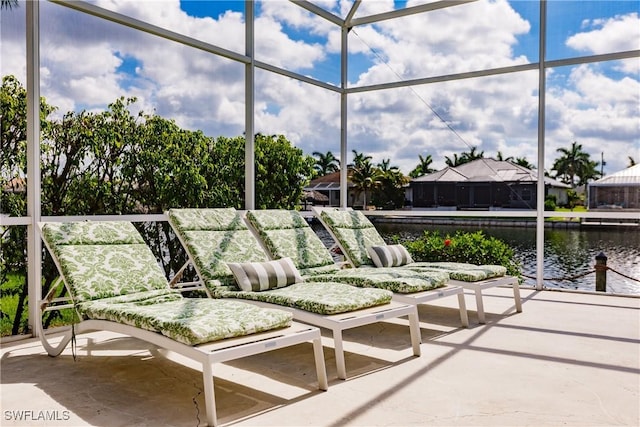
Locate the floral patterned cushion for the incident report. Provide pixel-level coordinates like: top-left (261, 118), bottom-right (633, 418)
top-left (261, 228), bottom-right (336, 269)
top-left (320, 209), bottom-right (374, 229)
top-left (168, 208), bottom-right (246, 231)
top-left (43, 220), bottom-right (294, 346)
top-left (246, 209), bottom-right (309, 230)
top-left (42, 221), bottom-right (146, 247)
top-left (169, 207), bottom-right (273, 288)
top-left (42, 223), bottom-right (170, 303)
top-left (299, 263), bottom-right (342, 277)
top-left (305, 268), bottom-right (449, 294)
top-left (177, 229), bottom-right (269, 286)
top-left (169, 208), bottom-right (402, 314)
top-left (407, 262), bottom-right (507, 281)
top-left (319, 210), bottom-right (388, 267)
top-left (80, 294), bottom-right (293, 345)
top-left (246, 209), bottom-right (448, 293)
top-left (330, 227), bottom-right (386, 267)
top-left (219, 282), bottom-right (392, 315)
top-left (247, 210), bottom-right (336, 269)
top-left (319, 210), bottom-right (509, 279)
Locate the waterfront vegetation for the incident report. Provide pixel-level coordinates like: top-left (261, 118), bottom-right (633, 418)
top-left (398, 230), bottom-right (520, 278)
top-left (373, 223), bottom-right (640, 296)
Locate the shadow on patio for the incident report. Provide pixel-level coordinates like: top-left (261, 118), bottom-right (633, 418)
top-left (2, 287), bottom-right (639, 426)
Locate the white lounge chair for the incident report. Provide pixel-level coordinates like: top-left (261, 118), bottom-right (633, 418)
top-left (313, 207), bottom-right (522, 323)
top-left (38, 220), bottom-right (328, 427)
top-left (167, 208), bottom-right (422, 380)
top-left (244, 209), bottom-right (470, 328)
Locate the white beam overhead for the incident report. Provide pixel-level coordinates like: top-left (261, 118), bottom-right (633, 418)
top-left (350, 0), bottom-right (478, 27)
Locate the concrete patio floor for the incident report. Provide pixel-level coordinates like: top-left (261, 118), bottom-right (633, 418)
top-left (1, 287), bottom-right (639, 427)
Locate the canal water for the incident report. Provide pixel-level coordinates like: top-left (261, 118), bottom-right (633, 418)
top-left (313, 222), bottom-right (640, 296)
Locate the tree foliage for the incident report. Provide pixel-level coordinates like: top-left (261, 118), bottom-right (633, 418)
top-left (1, 75), bottom-right (58, 335)
top-left (0, 0), bottom-right (18, 10)
top-left (399, 230), bottom-right (520, 277)
top-left (551, 141), bottom-right (601, 187)
top-left (349, 157), bottom-right (380, 209)
top-left (311, 150), bottom-right (340, 177)
top-left (0, 76), bottom-right (315, 335)
top-left (373, 158), bottom-right (409, 209)
top-left (409, 154), bottom-right (436, 178)
top-left (445, 146), bottom-right (484, 167)
top-left (255, 133), bottom-right (315, 209)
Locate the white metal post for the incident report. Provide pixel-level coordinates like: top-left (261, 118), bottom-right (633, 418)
top-left (536, 0), bottom-right (548, 291)
top-left (340, 26), bottom-right (348, 208)
top-left (26, 0), bottom-right (42, 336)
top-left (245, 0), bottom-right (255, 210)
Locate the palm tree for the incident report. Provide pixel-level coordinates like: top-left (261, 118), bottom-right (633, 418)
top-left (628, 156), bottom-right (637, 167)
top-left (350, 150), bottom-right (372, 169)
top-left (514, 157), bottom-right (535, 170)
top-left (376, 159), bottom-right (409, 208)
top-left (576, 159), bottom-right (602, 186)
top-left (461, 146), bottom-right (484, 163)
top-left (349, 158), bottom-right (381, 209)
top-left (409, 154), bottom-right (436, 178)
top-left (444, 153), bottom-right (463, 167)
top-left (312, 151), bottom-right (340, 176)
top-left (445, 147), bottom-right (484, 167)
top-left (1, 0), bottom-right (18, 9)
top-left (496, 151), bottom-right (514, 162)
top-left (552, 141), bottom-right (600, 187)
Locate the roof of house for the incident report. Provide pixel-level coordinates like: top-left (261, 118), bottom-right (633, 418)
top-left (306, 171), bottom-right (353, 190)
top-left (411, 158), bottom-right (571, 188)
top-left (589, 164), bottom-right (640, 187)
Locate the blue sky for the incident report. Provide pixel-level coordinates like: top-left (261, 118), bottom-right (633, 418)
top-left (1, 0), bottom-right (638, 175)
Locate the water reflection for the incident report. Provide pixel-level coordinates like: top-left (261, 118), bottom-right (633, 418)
top-left (314, 222), bottom-right (640, 295)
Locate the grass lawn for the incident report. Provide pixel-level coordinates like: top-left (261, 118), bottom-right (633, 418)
top-left (548, 206), bottom-right (587, 222)
top-left (1, 273), bottom-right (28, 336)
top-left (1, 272), bottom-right (76, 337)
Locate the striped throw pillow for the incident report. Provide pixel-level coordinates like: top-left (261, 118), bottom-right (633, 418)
top-left (367, 244), bottom-right (414, 268)
top-left (227, 257), bottom-right (303, 292)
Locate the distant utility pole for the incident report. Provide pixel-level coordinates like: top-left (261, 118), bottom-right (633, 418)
top-left (601, 152), bottom-right (605, 176)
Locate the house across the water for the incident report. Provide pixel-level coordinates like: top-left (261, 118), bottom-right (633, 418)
top-left (588, 164), bottom-right (640, 210)
top-left (409, 159), bottom-right (570, 210)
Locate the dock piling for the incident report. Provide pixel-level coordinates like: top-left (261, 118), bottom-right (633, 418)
top-left (595, 252), bottom-right (608, 292)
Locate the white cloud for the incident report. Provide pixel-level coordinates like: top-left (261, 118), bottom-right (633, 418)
top-left (567, 12), bottom-right (640, 75)
top-left (544, 63), bottom-right (640, 169)
top-left (254, 16), bottom-right (327, 69)
top-left (1, 0), bottom-right (637, 177)
top-left (567, 13), bottom-right (639, 54)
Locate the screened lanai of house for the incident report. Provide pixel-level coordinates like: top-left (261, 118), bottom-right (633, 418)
top-left (1, 0), bottom-right (639, 337)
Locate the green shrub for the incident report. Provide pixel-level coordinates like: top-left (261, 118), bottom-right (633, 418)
top-left (544, 195), bottom-right (557, 211)
top-left (398, 230), bottom-right (521, 277)
top-left (1, 272), bottom-right (78, 336)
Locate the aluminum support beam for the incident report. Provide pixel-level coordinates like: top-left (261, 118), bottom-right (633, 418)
top-left (536, 0), bottom-right (548, 291)
top-left (340, 26), bottom-right (348, 208)
top-left (245, 0), bottom-right (255, 210)
top-left (26, 1), bottom-right (42, 335)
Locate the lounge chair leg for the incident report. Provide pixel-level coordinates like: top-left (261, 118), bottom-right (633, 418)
top-left (333, 329), bottom-right (347, 380)
top-left (474, 289), bottom-right (486, 324)
top-left (457, 293), bottom-right (470, 327)
top-left (202, 363), bottom-right (218, 427)
top-left (513, 282), bottom-right (523, 313)
top-left (312, 337), bottom-right (329, 391)
top-left (408, 309), bottom-right (421, 356)
top-left (37, 312), bottom-right (74, 357)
